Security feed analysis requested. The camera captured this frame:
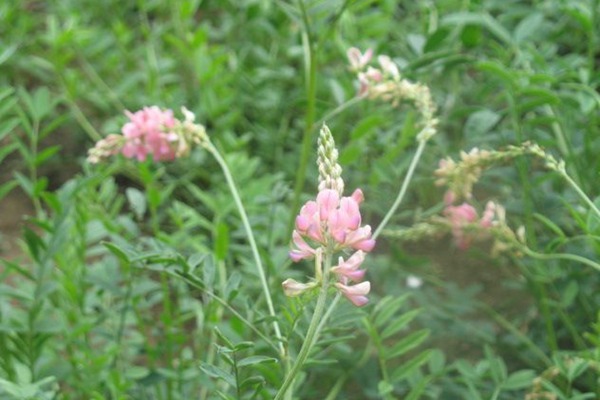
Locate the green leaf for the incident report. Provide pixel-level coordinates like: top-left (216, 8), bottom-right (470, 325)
top-left (236, 356), bottom-right (277, 368)
top-left (199, 363), bottom-right (235, 387)
top-left (232, 341), bottom-right (254, 352)
top-left (35, 145), bottom-right (61, 167)
top-left (350, 114), bottom-right (384, 141)
top-left (225, 271), bottom-right (241, 301)
top-left (442, 12), bottom-right (513, 46)
top-left (102, 242), bottom-right (131, 264)
top-left (391, 349), bottom-right (433, 381)
top-left (125, 366), bottom-right (150, 380)
top-left (126, 187), bottom-right (147, 220)
top-left (187, 252), bottom-right (207, 274)
top-left (214, 327), bottom-right (234, 349)
top-left (377, 380), bottom-right (394, 397)
top-left (214, 221), bottom-right (230, 261)
top-left (0, 117), bottom-right (19, 141)
top-left (424, 27), bottom-right (452, 52)
top-left (385, 329), bottom-right (429, 360)
top-left (533, 213), bottom-right (566, 238)
top-left (374, 294), bottom-right (410, 327)
top-left (240, 376), bottom-right (265, 390)
top-left (566, 358), bottom-right (589, 382)
top-left (560, 281), bottom-right (579, 308)
top-left (501, 369), bottom-right (535, 390)
top-left (428, 349), bottom-right (446, 374)
top-left (476, 61), bottom-right (518, 88)
top-left (586, 197), bottom-right (600, 233)
top-left (0, 180), bottom-right (18, 202)
top-left (203, 256), bottom-right (216, 288)
top-left (464, 109), bottom-right (501, 139)
top-left (514, 13), bottom-right (544, 43)
top-left (14, 171), bottom-right (33, 197)
top-left (381, 309), bottom-right (421, 339)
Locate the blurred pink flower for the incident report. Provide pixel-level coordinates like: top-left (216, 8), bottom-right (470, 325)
top-left (443, 194), bottom-right (501, 250)
top-left (444, 202), bottom-right (478, 250)
top-left (347, 47), bottom-right (373, 71)
top-left (121, 106), bottom-right (179, 161)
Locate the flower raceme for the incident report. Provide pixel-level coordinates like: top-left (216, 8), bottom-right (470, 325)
top-left (87, 106), bottom-right (207, 164)
top-left (288, 188), bottom-right (375, 307)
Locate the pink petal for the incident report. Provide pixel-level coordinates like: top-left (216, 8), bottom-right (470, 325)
top-left (317, 189), bottom-right (340, 221)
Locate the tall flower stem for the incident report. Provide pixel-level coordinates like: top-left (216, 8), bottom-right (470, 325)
top-left (373, 138), bottom-right (428, 239)
top-left (557, 168), bottom-right (600, 221)
top-left (205, 142), bottom-right (285, 357)
top-left (275, 252), bottom-right (332, 400)
top-left (520, 246), bottom-right (600, 273)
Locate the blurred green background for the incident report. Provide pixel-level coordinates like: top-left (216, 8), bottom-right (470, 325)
top-left (1, 0), bottom-right (600, 398)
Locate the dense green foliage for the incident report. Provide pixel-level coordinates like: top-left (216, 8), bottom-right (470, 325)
top-left (1, 0), bottom-right (600, 398)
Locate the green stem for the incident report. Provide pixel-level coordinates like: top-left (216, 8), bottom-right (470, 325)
top-left (373, 138), bottom-right (427, 239)
top-left (206, 143), bottom-right (285, 357)
top-left (558, 168), bottom-right (600, 221)
top-left (175, 271), bottom-right (278, 353)
top-left (314, 293), bottom-right (341, 342)
top-left (520, 246), bottom-right (600, 273)
top-left (275, 252), bottom-right (331, 400)
top-left (314, 97), bottom-right (363, 128)
top-left (479, 303), bottom-right (551, 366)
top-left (288, 0), bottom-right (318, 236)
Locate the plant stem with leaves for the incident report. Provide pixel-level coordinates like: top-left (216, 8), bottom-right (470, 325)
top-left (204, 141), bottom-right (285, 357)
top-left (275, 251), bottom-right (332, 400)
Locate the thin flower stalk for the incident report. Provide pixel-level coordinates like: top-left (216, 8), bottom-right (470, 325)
top-left (345, 48), bottom-right (439, 238)
top-left (203, 141), bottom-right (285, 356)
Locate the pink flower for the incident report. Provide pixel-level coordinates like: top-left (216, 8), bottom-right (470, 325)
top-left (288, 188), bottom-right (375, 306)
top-left (289, 231), bottom-right (317, 262)
top-left (347, 47), bottom-right (373, 71)
top-left (480, 201), bottom-right (496, 228)
top-left (377, 55), bottom-right (400, 80)
top-left (335, 281), bottom-right (371, 307)
top-left (121, 106), bottom-right (179, 161)
top-left (443, 198), bottom-right (500, 250)
top-left (444, 202), bottom-right (478, 250)
top-left (289, 188), bottom-right (375, 261)
top-left (282, 278), bottom-right (317, 297)
top-left (331, 251), bottom-right (366, 282)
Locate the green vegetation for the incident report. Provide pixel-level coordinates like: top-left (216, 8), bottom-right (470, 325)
top-left (1, 0), bottom-right (600, 398)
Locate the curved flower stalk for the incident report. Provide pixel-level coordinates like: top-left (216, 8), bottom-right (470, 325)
top-left (347, 47), bottom-right (438, 142)
top-left (275, 124), bottom-right (376, 399)
top-left (87, 106), bottom-right (285, 357)
top-left (346, 48), bottom-right (441, 240)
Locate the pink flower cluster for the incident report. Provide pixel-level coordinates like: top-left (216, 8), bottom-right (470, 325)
top-left (120, 106), bottom-right (181, 161)
top-left (289, 188), bottom-right (375, 306)
top-left (290, 189), bottom-right (375, 261)
top-left (443, 192), bottom-right (496, 250)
